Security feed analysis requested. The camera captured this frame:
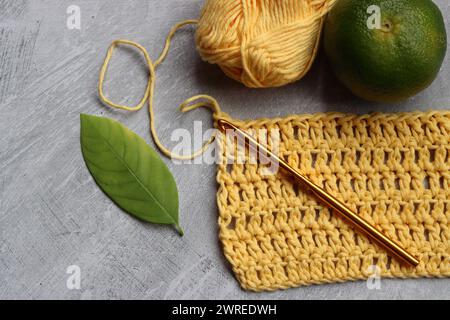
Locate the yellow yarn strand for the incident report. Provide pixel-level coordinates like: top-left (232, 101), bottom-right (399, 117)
top-left (98, 20), bottom-right (222, 160)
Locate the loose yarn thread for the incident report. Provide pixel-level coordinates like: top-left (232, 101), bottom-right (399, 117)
top-left (96, 2), bottom-right (450, 292)
top-left (98, 20), bottom-right (223, 160)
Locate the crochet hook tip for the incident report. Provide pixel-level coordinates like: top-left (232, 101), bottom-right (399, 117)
top-left (216, 118), bottom-right (232, 132)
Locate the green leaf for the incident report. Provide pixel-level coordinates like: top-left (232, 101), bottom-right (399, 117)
top-left (80, 114), bottom-right (183, 235)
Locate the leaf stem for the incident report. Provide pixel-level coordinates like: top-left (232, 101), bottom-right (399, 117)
top-left (174, 224), bottom-right (184, 236)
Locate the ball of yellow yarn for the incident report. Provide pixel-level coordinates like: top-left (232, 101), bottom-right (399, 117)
top-left (195, 0), bottom-right (337, 88)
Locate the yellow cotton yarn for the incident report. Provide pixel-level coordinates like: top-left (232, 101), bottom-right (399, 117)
top-left (195, 0), bottom-right (337, 88)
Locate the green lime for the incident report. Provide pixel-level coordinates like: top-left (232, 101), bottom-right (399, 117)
top-left (324, 0), bottom-right (447, 102)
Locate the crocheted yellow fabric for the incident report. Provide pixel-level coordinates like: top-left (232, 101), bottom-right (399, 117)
top-left (216, 111), bottom-right (450, 291)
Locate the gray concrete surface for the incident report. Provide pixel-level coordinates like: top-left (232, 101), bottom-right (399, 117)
top-left (1, 0), bottom-right (449, 300)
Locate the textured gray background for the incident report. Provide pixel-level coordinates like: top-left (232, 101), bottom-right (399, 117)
top-left (0, 0), bottom-right (449, 300)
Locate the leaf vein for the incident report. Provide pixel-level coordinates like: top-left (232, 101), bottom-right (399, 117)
top-left (86, 120), bottom-right (177, 226)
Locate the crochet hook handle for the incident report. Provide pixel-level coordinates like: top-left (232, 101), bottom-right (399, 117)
top-left (217, 118), bottom-right (419, 268)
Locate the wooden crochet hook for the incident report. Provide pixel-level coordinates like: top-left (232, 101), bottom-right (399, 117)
top-left (217, 118), bottom-right (419, 268)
